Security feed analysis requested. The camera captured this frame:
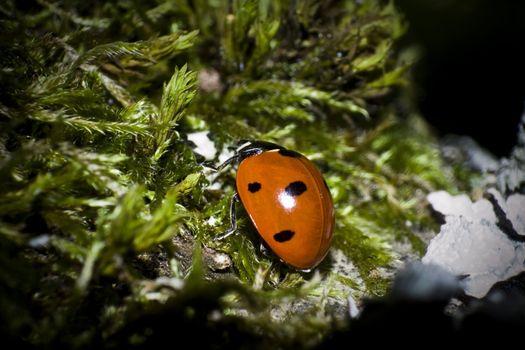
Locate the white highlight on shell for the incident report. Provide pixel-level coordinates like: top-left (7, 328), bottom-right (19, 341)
top-left (278, 192), bottom-right (296, 209)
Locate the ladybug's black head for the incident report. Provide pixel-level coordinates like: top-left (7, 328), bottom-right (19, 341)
top-left (236, 140), bottom-right (284, 158)
top-left (217, 140), bottom-right (296, 171)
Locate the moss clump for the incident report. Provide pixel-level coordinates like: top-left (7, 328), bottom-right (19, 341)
top-left (0, 0), bottom-right (470, 348)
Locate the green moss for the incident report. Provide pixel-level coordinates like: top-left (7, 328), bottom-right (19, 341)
top-left (333, 224), bottom-right (391, 296)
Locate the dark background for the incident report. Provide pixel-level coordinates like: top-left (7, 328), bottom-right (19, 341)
top-left (395, 0), bottom-right (525, 157)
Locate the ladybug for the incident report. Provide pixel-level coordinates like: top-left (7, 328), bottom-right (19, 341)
top-left (215, 141), bottom-right (335, 271)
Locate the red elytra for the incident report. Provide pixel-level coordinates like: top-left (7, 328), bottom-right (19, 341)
top-left (217, 141), bottom-right (335, 270)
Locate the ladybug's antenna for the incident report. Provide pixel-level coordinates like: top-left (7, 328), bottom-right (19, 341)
top-left (200, 160), bottom-right (221, 172)
top-left (213, 140), bottom-right (255, 171)
top-left (200, 141), bottom-right (249, 172)
top-left (215, 154), bottom-right (239, 172)
top-left (206, 140), bottom-right (272, 172)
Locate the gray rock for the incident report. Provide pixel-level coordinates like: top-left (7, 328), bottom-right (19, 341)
top-left (423, 190), bottom-right (525, 298)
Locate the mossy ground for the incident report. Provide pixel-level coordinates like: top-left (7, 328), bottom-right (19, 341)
top-left (0, 1), bottom-right (471, 348)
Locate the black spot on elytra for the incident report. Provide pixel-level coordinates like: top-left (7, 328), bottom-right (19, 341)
top-left (285, 181), bottom-right (307, 196)
top-left (273, 230), bottom-right (295, 242)
top-left (248, 182), bottom-right (261, 193)
top-left (278, 149), bottom-right (302, 158)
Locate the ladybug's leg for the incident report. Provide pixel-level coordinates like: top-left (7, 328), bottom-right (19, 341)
top-left (259, 241), bottom-right (273, 258)
top-left (214, 193), bottom-right (240, 241)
